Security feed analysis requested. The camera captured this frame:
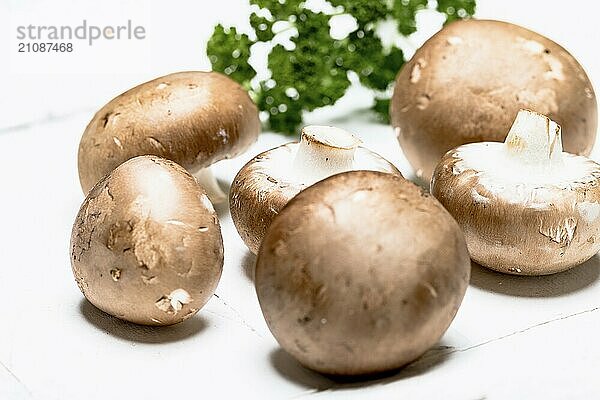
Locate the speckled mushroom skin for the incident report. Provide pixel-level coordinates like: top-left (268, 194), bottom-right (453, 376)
top-left (431, 147), bottom-right (600, 275)
top-left (230, 143), bottom-right (302, 255)
top-left (230, 144), bottom-right (401, 254)
top-left (391, 19), bottom-right (597, 181)
top-left (71, 156), bottom-right (223, 325)
top-left (78, 71), bottom-right (260, 193)
top-left (256, 171), bottom-right (470, 375)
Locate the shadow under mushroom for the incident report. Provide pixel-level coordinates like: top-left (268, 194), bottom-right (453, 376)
top-left (79, 299), bottom-right (208, 344)
top-left (211, 178), bottom-right (231, 218)
top-left (268, 342), bottom-right (452, 391)
top-left (469, 254), bottom-right (600, 297)
top-left (241, 250), bottom-right (257, 282)
top-left (405, 172), bottom-right (430, 191)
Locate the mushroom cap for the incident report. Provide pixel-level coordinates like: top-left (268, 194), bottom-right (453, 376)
top-left (70, 156), bottom-right (224, 325)
top-left (255, 171), bottom-right (470, 375)
top-left (78, 71), bottom-right (260, 193)
top-left (230, 143), bottom-right (401, 254)
top-left (431, 143), bottom-right (600, 275)
top-left (391, 19), bottom-right (597, 181)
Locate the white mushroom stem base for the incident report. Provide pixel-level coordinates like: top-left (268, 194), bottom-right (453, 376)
top-left (453, 110), bottom-right (588, 189)
top-left (192, 167), bottom-right (227, 204)
top-left (293, 125), bottom-right (362, 186)
top-left (505, 109), bottom-right (563, 169)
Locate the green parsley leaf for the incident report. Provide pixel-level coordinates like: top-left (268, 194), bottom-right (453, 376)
top-left (206, 25), bottom-right (256, 87)
top-left (258, 86), bottom-right (304, 134)
top-left (344, 30), bottom-right (404, 92)
top-left (437, 0), bottom-right (476, 23)
top-left (250, 13), bottom-right (274, 42)
top-left (392, 0), bottom-right (428, 36)
top-left (372, 97), bottom-right (391, 121)
top-left (327, 0), bottom-right (388, 26)
top-left (250, 0), bottom-right (302, 20)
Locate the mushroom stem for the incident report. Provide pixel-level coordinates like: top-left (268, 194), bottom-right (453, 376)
top-left (504, 109), bottom-right (563, 167)
top-left (192, 167), bottom-right (227, 204)
top-left (293, 125), bottom-right (362, 186)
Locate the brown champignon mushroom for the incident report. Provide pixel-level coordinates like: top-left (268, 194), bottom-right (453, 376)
top-left (78, 71), bottom-right (260, 203)
top-left (391, 19), bottom-right (597, 182)
top-left (230, 125), bottom-right (401, 254)
top-left (256, 171), bottom-right (470, 376)
top-left (70, 156), bottom-right (223, 325)
top-left (431, 109), bottom-right (600, 275)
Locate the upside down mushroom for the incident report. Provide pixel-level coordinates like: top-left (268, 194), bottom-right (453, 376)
top-left (230, 125), bottom-right (401, 254)
top-left (256, 171), bottom-right (470, 375)
top-left (78, 71), bottom-right (260, 203)
top-left (70, 156), bottom-right (223, 325)
top-left (431, 109), bottom-right (600, 275)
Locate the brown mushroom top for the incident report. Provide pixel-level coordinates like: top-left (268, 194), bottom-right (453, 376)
top-left (391, 19), bottom-right (597, 181)
top-left (71, 156), bottom-right (224, 325)
top-left (78, 71), bottom-right (260, 193)
top-left (256, 171), bottom-right (470, 375)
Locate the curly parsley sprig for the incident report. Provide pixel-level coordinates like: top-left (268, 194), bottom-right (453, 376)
top-left (207, 0), bottom-right (475, 134)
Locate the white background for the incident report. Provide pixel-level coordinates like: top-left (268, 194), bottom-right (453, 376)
top-left (1, 0), bottom-right (599, 399)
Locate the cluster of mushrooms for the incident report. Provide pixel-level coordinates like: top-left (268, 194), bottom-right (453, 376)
top-left (71, 19), bottom-right (598, 376)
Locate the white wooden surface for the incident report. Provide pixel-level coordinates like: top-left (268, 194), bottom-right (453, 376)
top-left (1, 1), bottom-right (599, 398)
